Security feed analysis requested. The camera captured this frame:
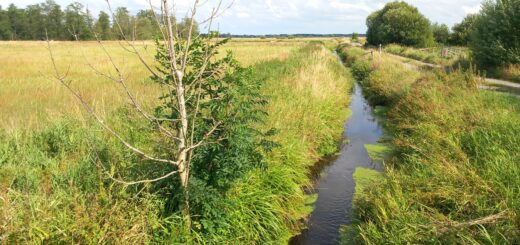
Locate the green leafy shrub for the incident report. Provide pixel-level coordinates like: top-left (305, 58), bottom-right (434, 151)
top-left (366, 1), bottom-right (434, 47)
top-left (449, 14), bottom-right (477, 46)
top-left (470, 0), bottom-right (520, 67)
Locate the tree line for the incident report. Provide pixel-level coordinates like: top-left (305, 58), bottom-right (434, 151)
top-left (366, 0), bottom-right (519, 67)
top-left (366, 1), bottom-right (477, 48)
top-left (0, 0), bottom-right (198, 41)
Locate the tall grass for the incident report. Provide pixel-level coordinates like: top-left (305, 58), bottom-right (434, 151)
top-left (339, 46), bottom-right (520, 244)
top-left (0, 41), bottom-right (352, 243)
top-left (490, 64), bottom-right (520, 83)
top-left (0, 40), bottom-right (304, 131)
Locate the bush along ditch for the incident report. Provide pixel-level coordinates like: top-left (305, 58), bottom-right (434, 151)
top-left (338, 45), bottom-right (520, 244)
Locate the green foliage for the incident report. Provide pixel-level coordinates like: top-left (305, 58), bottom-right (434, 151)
top-left (0, 6), bottom-right (11, 39)
top-left (112, 7), bottom-right (132, 40)
top-left (176, 17), bottom-right (200, 39)
top-left (149, 34), bottom-right (276, 234)
top-left (449, 14), bottom-right (477, 45)
top-left (351, 59), bottom-right (372, 81)
top-left (135, 10), bottom-right (160, 40)
top-left (431, 22), bottom-right (449, 44)
top-left (470, 0), bottom-right (520, 67)
top-left (366, 1), bottom-right (434, 47)
top-left (339, 46), bottom-right (520, 244)
top-left (93, 11), bottom-right (111, 40)
top-left (337, 46), bottom-right (366, 66)
top-left (0, 1), bottom-right (186, 41)
top-left (24, 4), bottom-right (45, 40)
top-left (6, 4), bottom-right (27, 40)
top-left (41, 0), bottom-right (64, 40)
top-left (64, 2), bottom-right (92, 40)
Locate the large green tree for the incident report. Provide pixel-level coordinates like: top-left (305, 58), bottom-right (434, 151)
top-left (366, 1), bottom-right (434, 47)
top-left (470, 0), bottom-right (520, 67)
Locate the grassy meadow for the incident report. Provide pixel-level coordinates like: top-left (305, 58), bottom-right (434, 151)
top-left (340, 45), bottom-right (520, 244)
top-left (0, 39), bottom-right (353, 243)
top-left (0, 39), bottom-right (306, 131)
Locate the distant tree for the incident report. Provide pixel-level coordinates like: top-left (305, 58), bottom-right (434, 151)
top-left (0, 6), bottom-right (12, 40)
top-left (470, 0), bottom-right (520, 67)
top-left (112, 7), bottom-right (133, 40)
top-left (25, 4), bottom-right (45, 40)
top-left (64, 2), bottom-right (92, 40)
top-left (94, 11), bottom-right (111, 40)
top-left (366, 1), bottom-right (434, 47)
top-left (449, 14), bottom-right (477, 46)
top-left (7, 4), bottom-right (27, 40)
top-left (176, 17), bottom-right (199, 39)
top-left (351, 32), bottom-right (359, 42)
top-left (431, 22), bottom-right (449, 44)
top-left (85, 8), bottom-right (94, 37)
top-left (135, 10), bottom-right (158, 40)
top-left (41, 0), bottom-right (64, 40)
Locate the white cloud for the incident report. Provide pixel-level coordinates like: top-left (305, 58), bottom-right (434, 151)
top-left (330, 1), bottom-right (373, 13)
top-left (0, 0), bottom-right (485, 34)
top-left (463, 4), bottom-right (481, 14)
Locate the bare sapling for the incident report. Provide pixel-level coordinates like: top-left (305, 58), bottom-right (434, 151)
top-left (46, 0), bottom-right (235, 228)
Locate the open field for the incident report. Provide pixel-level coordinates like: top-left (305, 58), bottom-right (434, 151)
top-left (0, 39), bottom-right (309, 131)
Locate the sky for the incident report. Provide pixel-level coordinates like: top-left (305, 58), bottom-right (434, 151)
top-left (0, 0), bottom-right (483, 35)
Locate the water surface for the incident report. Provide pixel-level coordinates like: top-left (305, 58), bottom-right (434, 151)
top-left (290, 84), bottom-right (383, 245)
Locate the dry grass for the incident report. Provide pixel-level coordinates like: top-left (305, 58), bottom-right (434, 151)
top-left (0, 40), bottom-right (304, 132)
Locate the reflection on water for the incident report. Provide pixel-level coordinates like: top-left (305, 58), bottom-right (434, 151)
top-left (290, 84), bottom-right (383, 245)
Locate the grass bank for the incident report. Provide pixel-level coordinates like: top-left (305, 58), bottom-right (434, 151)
top-left (339, 45), bottom-right (520, 244)
top-left (0, 42), bottom-right (352, 243)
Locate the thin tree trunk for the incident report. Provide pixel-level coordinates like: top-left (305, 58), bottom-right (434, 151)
top-left (163, 0), bottom-right (192, 228)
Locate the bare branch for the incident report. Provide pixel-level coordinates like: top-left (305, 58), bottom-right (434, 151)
top-left (45, 33), bottom-right (179, 166)
top-left (186, 121), bottom-right (223, 152)
top-left (106, 0), bottom-right (160, 78)
top-left (109, 170), bottom-right (180, 185)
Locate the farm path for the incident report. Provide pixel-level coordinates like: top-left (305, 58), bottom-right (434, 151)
top-left (385, 52), bottom-right (520, 95)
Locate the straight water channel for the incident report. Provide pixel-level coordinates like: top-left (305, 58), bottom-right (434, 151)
top-left (290, 83), bottom-right (384, 245)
